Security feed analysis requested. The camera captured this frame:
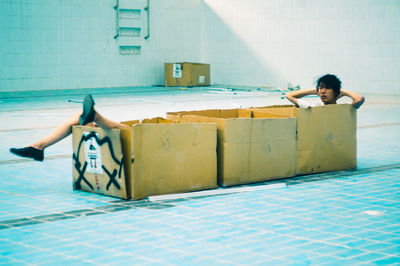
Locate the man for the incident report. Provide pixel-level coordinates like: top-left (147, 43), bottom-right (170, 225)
top-left (286, 74), bottom-right (365, 109)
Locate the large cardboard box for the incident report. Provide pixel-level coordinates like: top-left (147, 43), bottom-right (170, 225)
top-left (122, 118), bottom-right (217, 199)
top-left (251, 104), bottom-right (357, 175)
top-left (167, 109), bottom-right (297, 186)
top-left (72, 118), bottom-right (217, 200)
top-left (165, 62), bottom-right (210, 87)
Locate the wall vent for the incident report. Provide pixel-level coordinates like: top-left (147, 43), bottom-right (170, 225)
top-left (119, 46), bottom-right (141, 55)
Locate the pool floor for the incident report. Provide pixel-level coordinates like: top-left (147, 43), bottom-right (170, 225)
top-left (0, 87), bottom-right (399, 265)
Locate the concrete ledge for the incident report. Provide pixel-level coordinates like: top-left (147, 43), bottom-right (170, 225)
top-left (0, 85), bottom-right (280, 99)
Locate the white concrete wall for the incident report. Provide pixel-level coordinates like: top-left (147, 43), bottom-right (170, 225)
top-left (0, 0), bottom-right (203, 92)
top-left (1, 0), bottom-right (399, 93)
top-left (201, 0), bottom-right (400, 93)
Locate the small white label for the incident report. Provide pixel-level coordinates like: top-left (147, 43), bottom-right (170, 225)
top-left (173, 63), bottom-right (182, 78)
top-left (84, 133), bottom-right (102, 174)
top-left (199, 75), bottom-right (205, 84)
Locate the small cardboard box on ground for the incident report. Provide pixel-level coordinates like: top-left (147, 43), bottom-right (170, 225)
top-left (251, 104), bottom-right (357, 175)
top-left (72, 118), bottom-right (217, 200)
top-left (167, 109), bottom-right (297, 187)
top-left (165, 62), bottom-right (210, 87)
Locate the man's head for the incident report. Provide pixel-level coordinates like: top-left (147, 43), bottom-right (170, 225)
top-left (316, 74), bottom-right (341, 104)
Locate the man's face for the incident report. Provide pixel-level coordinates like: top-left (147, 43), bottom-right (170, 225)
top-left (317, 84), bottom-right (337, 104)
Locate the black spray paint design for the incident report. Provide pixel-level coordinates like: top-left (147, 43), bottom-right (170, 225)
top-left (73, 131), bottom-right (124, 191)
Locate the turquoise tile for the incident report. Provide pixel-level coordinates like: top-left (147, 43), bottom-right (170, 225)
top-left (352, 252), bottom-right (391, 263)
top-left (0, 256), bottom-right (25, 265)
top-left (379, 245), bottom-right (400, 256)
top-left (372, 256), bottom-right (400, 265)
top-left (306, 256), bottom-right (345, 265)
top-left (298, 242), bottom-right (328, 252)
top-left (362, 242), bottom-right (393, 252)
top-left (335, 248), bottom-right (365, 259)
top-left (312, 244), bottom-right (349, 255)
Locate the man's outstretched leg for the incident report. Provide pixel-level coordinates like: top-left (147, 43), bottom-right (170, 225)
top-left (9, 111), bottom-right (81, 161)
top-left (10, 94), bottom-right (127, 161)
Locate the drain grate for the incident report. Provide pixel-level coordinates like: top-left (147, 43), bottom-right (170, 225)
top-left (0, 201), bottom-right (175, 230)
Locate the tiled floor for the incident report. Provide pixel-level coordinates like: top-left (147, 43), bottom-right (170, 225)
top-left (0, 87), bottom-right (399, 265)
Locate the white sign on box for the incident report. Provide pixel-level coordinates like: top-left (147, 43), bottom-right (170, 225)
top-left (84, 133), bottom-right (103, 174)
top-left (199, 75), bottom-right (205, 84)
top-left (173, 63), bottom-right (182, 78)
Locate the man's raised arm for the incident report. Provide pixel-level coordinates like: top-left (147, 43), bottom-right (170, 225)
top-left (339, 90), bottom-right (365, 109)
top-left (285, 89), bottom-right (317, 107)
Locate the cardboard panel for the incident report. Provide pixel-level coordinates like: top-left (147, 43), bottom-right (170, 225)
top-left (221, 118), bottom-right (297, 186)
top-left (296, 104), bottom-right (357, 174)
top-left (131, 123), bottom-right (217, 199)
top-left (72, 126), bottom-right (128, 199)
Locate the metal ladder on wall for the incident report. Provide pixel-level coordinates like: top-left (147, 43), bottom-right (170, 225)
top-left (114, 0), bottom-right (149, 55)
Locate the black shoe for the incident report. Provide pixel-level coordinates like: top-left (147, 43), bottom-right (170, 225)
top-left (10, 147), bottom-right (44, 161)
top-left (79, 94), bottom-right (96, 125)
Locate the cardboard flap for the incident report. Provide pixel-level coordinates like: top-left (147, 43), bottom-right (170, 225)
top-left (142, 117), bottom-right (174, 124)
top-left (167, 108), bottom-right (251, 119)
top-left (251, 110), bottom-right (294, 119)
top-left (251, 105), bottom-right (297, 117)
top-left (121, 120), bottom-right (140, 127)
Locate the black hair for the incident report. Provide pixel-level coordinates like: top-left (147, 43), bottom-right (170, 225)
top-left (316, 74), bottom-right (341, 97)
